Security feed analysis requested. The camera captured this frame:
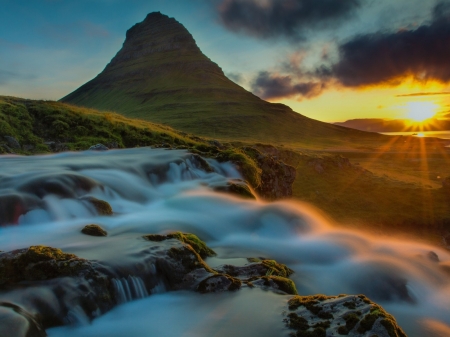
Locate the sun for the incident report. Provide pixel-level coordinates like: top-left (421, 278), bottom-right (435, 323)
top-left (405, 101), bottom-right (438, 122)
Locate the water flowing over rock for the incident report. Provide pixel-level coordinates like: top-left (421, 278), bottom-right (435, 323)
top-left (0, 148), bottom-right (449, 336)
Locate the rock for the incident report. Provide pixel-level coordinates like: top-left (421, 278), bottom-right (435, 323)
top-left (249, 275), bottom-right (298, 295)
top-left (427, 251), bottom-right (439, 262)
top-left (143, 232), bottom-right (216, 258)
top-left (22, 144), bottom-right (35, 152)
top-left (4, 136), bottom-right (20, 149)
top-left (213, 179), bottom-right (256, 199)
top-left (242, 147), bottom-right (296, 200)
top-left (81, 224), bottom-right (107, 237)
top-left (285, 294), bottom-right (407, 337)
top-left (1, 143), bottom-right (14, 154)
top-left (197, 274), bottom-right (241, 293)
top-left (0, 303), bottom-right (46, 337)
top-left (89, 143), bottom-right (109, 151)
top-left (44, 141), bottom-right (68, 152)
top-left (208, 140), bottom-right (224, 148)
top-left (81, 196), bottom-right (113, 215)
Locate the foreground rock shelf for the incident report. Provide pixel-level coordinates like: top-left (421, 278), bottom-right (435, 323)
top-left (0, 232), bottom-right (407, 337)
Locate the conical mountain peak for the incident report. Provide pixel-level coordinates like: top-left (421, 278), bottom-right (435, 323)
top-left (61, 13), bottom-right (376, 144)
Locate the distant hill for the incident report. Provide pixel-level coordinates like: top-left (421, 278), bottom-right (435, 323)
top-left (334, 118), bottom-right (450, 132)
top-left (61, 12), bottom-right (383, 147)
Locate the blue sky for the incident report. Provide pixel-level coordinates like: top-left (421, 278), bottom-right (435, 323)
top-left (1, 0), bottom-right (449, 122)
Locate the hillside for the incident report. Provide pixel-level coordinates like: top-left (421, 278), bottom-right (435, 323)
top-left (61, 12), bottom-right (383, 148)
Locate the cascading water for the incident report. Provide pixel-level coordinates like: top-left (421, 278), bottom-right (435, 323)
top-left (0, 148), bottom-right (449, 336)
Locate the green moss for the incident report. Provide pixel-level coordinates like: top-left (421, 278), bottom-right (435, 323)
top-left (262, 259), bottom-right (294, 277)
top-left (81, 224), bottom-right (107, 237)
top-left (286, 313), bottom-right (309, 330)
top-left (144, 232), bottom-right (216, 258)
top-left (260, 275), bottom-right (298, 295)
top-left (288, 295), bottom-right (335, 311)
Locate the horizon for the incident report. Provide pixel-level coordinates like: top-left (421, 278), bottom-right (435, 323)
top-left (1, 0), bottom-right (450, 123)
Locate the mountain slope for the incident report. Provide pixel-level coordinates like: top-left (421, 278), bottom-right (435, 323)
top-left (61, 12), bottom-right (383, 147)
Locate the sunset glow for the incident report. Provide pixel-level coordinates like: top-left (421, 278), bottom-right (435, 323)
top-left (405, 101), bottom-right (438, 122)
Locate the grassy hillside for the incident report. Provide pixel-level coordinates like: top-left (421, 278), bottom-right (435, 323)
top-left (60, 12), bottom-right (386, 148)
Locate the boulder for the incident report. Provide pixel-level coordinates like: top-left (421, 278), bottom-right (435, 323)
top-left (197, 274), bottom-right (241, 293)
top-left (80, 196), bottom-right (113, 215)
top-left (89, 143), bottom-right (109, 151)
top-left (81, 224), bottom-right (107, 237)
top-left (285, 294), bottom-right (407, 337)
top-left (4, 136), bottom-right (20, 149)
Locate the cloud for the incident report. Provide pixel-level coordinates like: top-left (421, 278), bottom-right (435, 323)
top-left (0, 70), bottom-right (36, 86)
top-left (251, 71), bottom-right (324, 99)
top-left (396, 92), bottom-right (450, 97)
top-left (321, 1), bottom-right (450, 87)
top-left (217, 0), bottom-right (361, 40)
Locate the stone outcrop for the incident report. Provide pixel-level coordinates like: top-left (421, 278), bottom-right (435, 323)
top-left (285, 294), bottom-right (407, 337)
top-left (242, 147), bottom-right (296, 200)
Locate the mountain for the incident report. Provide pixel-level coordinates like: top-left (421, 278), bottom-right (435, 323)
top-left (61, 12), bottom-right (383, 147)
top-left (335, 118), bottom-right (450, 132)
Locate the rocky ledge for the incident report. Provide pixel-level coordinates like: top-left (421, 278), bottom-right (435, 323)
top-left (0, 233), bottom-right (406, 337)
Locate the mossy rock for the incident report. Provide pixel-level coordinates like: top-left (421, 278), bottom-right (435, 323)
top-left (0, 246), bottom-right (90, 286)
top-left (143, 232), bottom-right (216, 258)
top-left (81, 224), bottom-right (107, 237)
top-left (286, 294), bottom-right (407, 337)
top-left (197, 274), bottom-right (241, 293)
top-left (248, 275), bottom-right (298, 295)
top-left (81, 196), bottom-right (113, 215)
top-left (213, 180), bottom-right (256, 199)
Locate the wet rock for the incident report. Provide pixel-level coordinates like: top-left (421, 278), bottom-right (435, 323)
top-left (4, 136), bottom-right (20, 149)
top-left (89, 143), bottom-right (109, 151)
top-left (143, 232), bottom-right (216, 258)
top-left (427, 251), bottom-right (439, 262)
top-left (197, 274), bottom-right (241, 293)
top-left (249, 275), bottom-right (298, 295)
top-left (81, 224), bottom-right (107, 237)
top-left (213, 179), bottom-right (256, 199)
top-left (285, 294), bottom-right (407, 337)
top-left (0, 303), bottom-right (46, 337)
top-left (105, 141), bottom-right (119, 149)
top-left (81, 196), bottom-right (113, 215)
top-left (242, 147), bottom-right (296, 200)
top-left (217, 259), bottom-right (293, 278)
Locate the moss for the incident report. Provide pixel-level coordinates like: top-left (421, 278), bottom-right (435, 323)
top-left (288, 295), bottom-right (335, 312)
top-left (343, 301), bottom-right (356, 310)
top-left (216, 149), bottom-right (261, 188)
top-left (81, 224), bottom-right (107, 237)
top-left (260, 275), bottom-right (298, 295)
top-left (357, 312), bottom-right (379, 334)
top-left (262, 259), bottom-right (294, 277)
top-left (287, 313), bottom-right (309, 330)
top-left (144, 232), bottom-right (216, 258)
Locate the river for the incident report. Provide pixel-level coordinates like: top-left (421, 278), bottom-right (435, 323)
top-left (0, 148), bottom-right (449, 336)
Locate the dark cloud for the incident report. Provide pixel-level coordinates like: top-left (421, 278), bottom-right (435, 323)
top-left (396, 92), bottom-right (450, 97)
top-left (217, 0), bottom-right (361, 40)
top-left (251, 71), bottom-right (324, 99)
top-left (323, 2), bottom-right (450, 87)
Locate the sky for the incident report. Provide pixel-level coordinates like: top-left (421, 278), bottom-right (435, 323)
top-left (1, 0), bottom-right (450, 123)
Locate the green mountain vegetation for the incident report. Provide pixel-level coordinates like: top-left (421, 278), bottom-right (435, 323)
top-left (60, 12), bottom-right (383, 148)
